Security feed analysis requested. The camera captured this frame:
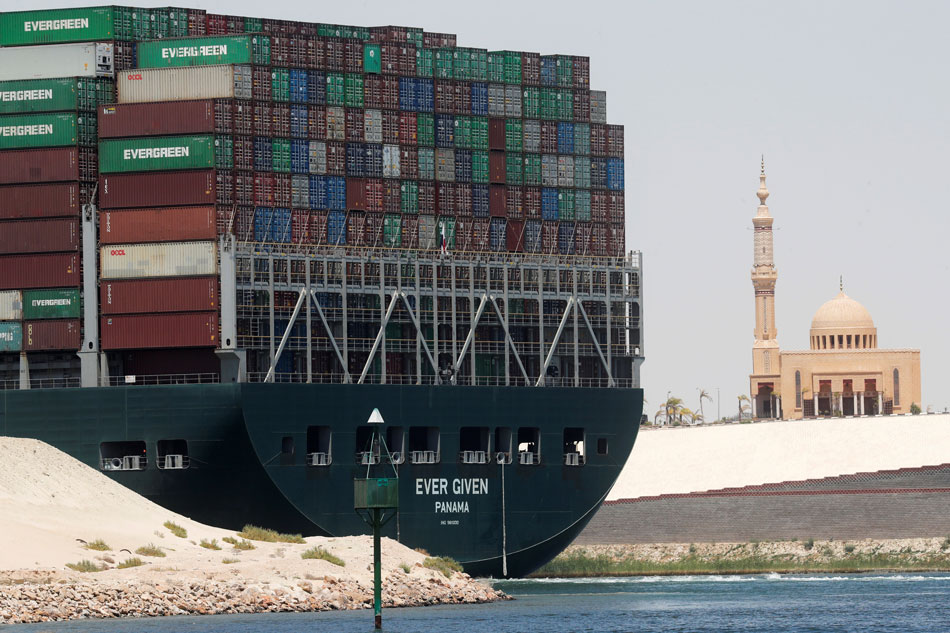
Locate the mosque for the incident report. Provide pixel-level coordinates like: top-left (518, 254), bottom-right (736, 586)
top-left (748, 162), bottom-right (920, 420)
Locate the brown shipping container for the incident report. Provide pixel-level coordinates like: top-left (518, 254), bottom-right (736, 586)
top-left (100, 206), bottom-right (216, 244)
top-left (0, 253), bottom-right (79, 290)
top-left (0, 183), bottom-right (81, 220)
top-left (100, 312), bottom-right (219, 350)
top-left (100, 277), bottom-right (218, 315)
top-left (120, 347), bottom-right (221, 376)
top-left (98, 101), bottom-right (215, 138)
top-left (0, 148), bottom-right (78, 185)
top-left (0, 218), bottom-right (79, 254)
top-left (100, 171), bottom-right (216, 209)
top-left (23, 319), bottom-right (81, 351)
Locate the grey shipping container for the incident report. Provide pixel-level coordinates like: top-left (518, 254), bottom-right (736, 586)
top-left (558, 156), bottom-right (574, 187)
top-left (291, 174), bottom-right (309, 208)
top-left (435, 148), bottom-right (455, 182)
top-left (523, 120), bottom-right (541, 153)
top-left (383, 144), bottom-right (400, 178)
top-left (117, 65), bottom-right (252, 104)
top-left (364, 109), bottom-right (382, 143)
top-left (309, 141), bottom-right (327, 174)
top-left (488, 84), bottom-right (505, 117)
top-left (542, 154), bottom-right (558, 186)
top-left (419, 215), bottom-right (438, 249)
top-left (0, 42), bottom-right (113, 81)
top-left (504, 85), bottom-right (522, 118)
top-left (100, 241), bottom-right (217, 279)
top-left (590, 90), bottom-right (607, 124)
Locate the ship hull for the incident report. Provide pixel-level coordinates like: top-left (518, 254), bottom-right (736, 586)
top-left (0, 382), bottom-right (641, 577)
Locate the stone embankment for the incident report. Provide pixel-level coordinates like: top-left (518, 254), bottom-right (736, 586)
top-left (0, 568), bottom-right (503, 625)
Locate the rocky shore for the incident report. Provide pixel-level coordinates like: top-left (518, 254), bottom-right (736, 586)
top-left (0, 437), bottom-right (505, 625)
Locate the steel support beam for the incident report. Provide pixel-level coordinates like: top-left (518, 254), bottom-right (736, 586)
top-left (360, 293), bottom-right (401, 384)
top-left (264, 288), bottom-right (307, 382)
top-left (453, 293), bottom-right (489, 381)
top-left (577, 300), bottom-right (615, 387)
top-left (309, 289), bottom-right (350, 384)
top-left (536, 297), bottom-right (575, 387)
top-left (488, 295), bottom-right (530, 384)
top-left (397, 291), bottom-right (439, 380)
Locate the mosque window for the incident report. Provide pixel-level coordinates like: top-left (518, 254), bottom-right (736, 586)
top-left (893, 369), bottom-right (900, 407)
top-left (795, 371), bottom-right (802, 409)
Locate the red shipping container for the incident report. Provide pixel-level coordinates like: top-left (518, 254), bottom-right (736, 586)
top-left (347, 211), bottom-right (366, 246)
top-left (506, 186), bottom-right (524, 219)
top-left (23, 319), bottom-right (81, 351)
top-left (345, 108), bottom-right (363, 141)
top-left (573, 56), bottom-right (590, 89)
top-left (0, 218), bottom-right (78, 254)
top-left (436, 183), bottom-right (456, 215)
top-left (541, 122), bottom-right (558, 153)
top-left (541, 222), bottom-right (557, 254)
top-left (101, 277), bottom-right (218, 315)
top-left (506, 219), bottom-right (525, 252)
top-left (310, 210), bottom-right (328, 245)
top-left (573, 90), bottom-right (590, 123)
top-left (253, 103), bottom-right (272, 136)
top-left (489, 152), bottom-right (506, 184)
top-left (454, 183), bottom-right (472, 215)
top-left (233, 136), bottom-right (253, 170)
top-left (326, 142), bottom-right (345, 175)
top-left (271, 35), bottom-right (291, 65)
top-left (608, 223), bottom-right (625, 257)
top-left (252, 66), bottom-right (272, 101)
top-left (309, 37), bottom-right (326, 69)
top-left (608, 192), bottom-right (624, 223)
top-left (382, 110), bottom-right (399, 144)
top-left (98, 101), bottom-right (214, 138)
top-left (100, 206), bottom-right (216, 244)
top-left (435, 81), bottom-right (453, 113)
top-left (399, 112), bottom-right (417, 145)
top-left (454, 219), bottom-right (472, 251)
top-left (607, 124), bottom-right (624, 158)
top-left (308, 106), bottom-right (327, 140)
top-left (233, 205), bottom-right (255, 240)
top-left (364, 211), bottom-right (383, 246)
top-left (453, 82), bottom-right (471, 115)
top-left (364, 75), bottom-right (383, 109)
top-left (381, 77), bottom-right (399, 107)
top-left (344, 41), bottom-right (363, 73)
top-left (379, 44), bottom-right (398, 74)
top-left (383, 181), bottom-right (400, 214)
top-left (291, 209), bottom-right (311, 243)
top-left (471, 218), bottom-right (490, 251)
top-left (232, 100), bottom-right (254, 136)
top-left (590, 124), bottom-right (607, 156)
top-left (275, 173), bottom-right (291, 207)
top-left (524, 187), bottom-right (541, 219)
top-left (346, 177), bottom-right (367, 210)
top-left (592, 191), bottom-right (608, 222)
top-left (100, 171), bottom-right (215, 209)
top-left (206, 13), bottom-right (226, 35)
top-left (188, 10), bottom-right (208, 36)
top-left (215, 169), bottom-right (233, 206)
top-left (365, 178), bottom-right (383, 212)
top-left (488, 119), bottom-right (505, 150)
top-left (489, 184), bottom-right (506, 217)
top-left (0, 183), bottom-right (80, 219)
top-left (0, 253), bottom-right (78, 290)
top-left (100, 312), bottom-right (219, 350)
top-left (399, 147), bottom-right (418, 179)
top-left (591, 223), bottom-right (608, 256)
top-left (325, 39), bottom-right (344, 71)
top-left (0, 147), bottom-right (78, 184)
top-left (574, 221), bottom-right (593, 255)
top-left (401, 215), bottom-right (418, 249)
top-left (254, 173), bottom-right (274, 206)
top-left (273, 104), bottom-right (290, 137)
top-left (419, 181), bottom-right (435, 214)
top-left (522, 52), bottom-right (541, 85)
top-left (235, 172), bottom-right (254, 206)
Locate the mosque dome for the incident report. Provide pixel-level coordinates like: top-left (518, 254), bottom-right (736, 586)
top-left (809, 291), bottom-right (877, 350)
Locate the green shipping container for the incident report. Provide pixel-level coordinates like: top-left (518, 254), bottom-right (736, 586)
top-left (0, 7), bottom-right (116, 46)
top-left (383, 214), bottom-right (402, 247)
top-left (454, 116), bottom-right (471, 149)
top-left (504, 51), bottom-right (522, 85)
top-left (0, 78), bottom-right (76, 114)
top-left (540, 88), bottom-right (558, 120)
top-left (523, 86), bottom-right (540, 119)
top-left (524, 154), bottom-right (541, 186)
top-left (487, 52), bottom-right (505, 83)
top-left (435, 49), bottom-right (453, 79)
top-left (472, 118), bottom-right (489, 151)
top-left (272, 138), bottom-right (290, 172)
top-left (401, 181), bottom-right (419, 214)
top-left (272, 67), bottom-right (290, 102)
top-left (22, 289), bottom-right (80, 320)
top-left (417, 113), bottom-right (435, 147)
top-left (326, 73), bottom-right (345, 106)
top-left (438, 217), bottom-right (456, 249)
top-left (0, 322), bottom-right (22, 352)
top-left (574, 123), bottom-right (591, 155)
top-left (418, 148), bottom-right (435, 180)
top-left (99, 135), bottom-right (213, 173)
top-left (251, 36), bottom-right (271, 66)
top-left (137, 35), bottom-right (255, 68)
top-left (506, 152), bottom-right (523, 186)
top-left (574, 157), bottom-right (590, 188)
top-left (505, 119), bottom-right (522, 152)
top-left (558, 90), bottom-right (574, 121)
top-left (575, 189), bottom-right (591, 222)
top-left (245, 17), bottom-right (264, 33)
top-left (453, 48), bottom-right (471, 81)
top-left (0, 112), bottom-right (76, 149)
top-left (471, 50), bottom-right (488, 82)
top-left (556, 55), bottom-right (573, 88)
top-left (364, 44), bottom-right (381, 74)
top-left (76, 112), bottom-right (97, 147)
top-left (344, 73), bottom-right (363, 108)
top-left (416, 49), bottom-right (434, 78)
top-left (558, 189), bottom-right (576, 220)
top-left (214, 136), bottom-right (233, 170)
top-left (472, 151), bottom-right (489, 184)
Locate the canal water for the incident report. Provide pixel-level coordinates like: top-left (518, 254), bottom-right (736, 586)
top-left (13, 573), bottom-right (950, 632)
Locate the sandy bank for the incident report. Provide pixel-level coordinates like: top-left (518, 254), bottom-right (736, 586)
top-left (0, 437), bottom-right (505, 625)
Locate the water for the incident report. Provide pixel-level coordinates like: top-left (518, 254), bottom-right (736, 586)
top-left (12, 573), bottom-right (950, 632)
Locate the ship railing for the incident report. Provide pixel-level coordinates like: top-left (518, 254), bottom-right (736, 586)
top-left (495, 451), bottom-right (513, 465)
top-left (564, 452), bottom-right (585, 467)
top-left (356, 451), bottom-right (380, 465)
top-left (0, 377), bottom-right (82, 390)
top-left (102, 373), bottom-right (221, 387)
top-left (100, 455), bottom-right (147, 471)
top-left (307, 452), bottom-right (332, 467)
top-left (157, 454), bottom-right (190, 470)
top-left (245, 372), bottom-right (638, 388)
top-left (410, 450), bottom-right (439, 464)
top-left (518, 450), bottom-right (540, 465)
top-left (459, 450), bottom-right (490, 464)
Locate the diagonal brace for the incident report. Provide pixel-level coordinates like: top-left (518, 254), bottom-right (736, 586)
top-left (309, 289), bottom-right (351, 384)
top-left (359, 293), bottom-right (401, 384)
top-left (397, 291), bottom-right (440, 381)
top-left (265, 288), bottom-right (307, 382)
top-left (577, 301), bottom-right (615, 387)
top-left (488, 295), bottom-right (529, 384)
top-left (536, 297), bottom-right (575, 387)
top-left (452, 293), bottom-right (489, 382)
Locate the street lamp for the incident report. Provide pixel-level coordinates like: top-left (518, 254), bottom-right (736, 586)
top-left (716, 387), bottom-right (720, 423)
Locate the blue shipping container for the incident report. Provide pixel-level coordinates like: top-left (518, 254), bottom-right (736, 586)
top-left (454, 149), bottom-right (472, 182)
top-left (557, 122), bottom-right (574, 154)
top-left (290, 104), bottom-right (308, 139)
top-left (327, 177), bottom-right (346, 210)
top-left (290, 69), bottom-right (309, 103)
top-left (525, 219), bottom-right (542, 253)
top-left (307, 70), bottom-right (326, 106)
top-left (541, 187), bottom-right (559, 220)
top-left (558, 222), bottom-right (576, 255)
top-left (399, 77), bottom-right (414, 111)
top-left (417, 79), bottom-right (434, 112)
top-left (366, 143), bottom-right (383, 178)
top-left (254, 136), bottom-right (272, 172)
top-left (489, 217), bottom-right (506, 252)
top-left (470, 82), bottom-right (488, 116)
top-left (540, 57), bottom-right (557, 86)
top-left (472, 183), bottom-right (489, 217)
top-left (254, 207), bottom-right (292, 243)
top-left (435, 114), bottom-right (454, 148)
top-left (607, 158), bottom-right (624, 191)
top-left (290, 140), bottom-right (309, 174)
top-left (591, 157), bottom-right (607, 188)
top-left (327, 209), bottom-right (347, 244)
top-left (346, 142), bottom-right (366, 177)
top-left (310, 175), bottom-right (328, 209)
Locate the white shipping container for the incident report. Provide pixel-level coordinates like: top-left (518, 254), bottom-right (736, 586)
top-left (100, 241), bottom-right (217, 280)
top-left (0, 43), bottom-right (113, 81)
top-left (364, 109), bottom-right (382, 144)
top-left (0, 290), bottom-right (22, 321)
top-left (117, 65), bottom-right (247, 104)
top-left (383, 144), bottom-right (400, 178)
top-left (309, 141), bottom-right (327, 174)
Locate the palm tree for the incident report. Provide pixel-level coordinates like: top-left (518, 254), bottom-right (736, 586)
top-left (697, 389), bottom-right (712, 423)
top-left (678, 407), bottom-right (694, 426)
top-left (737, 394), bottom-right (751, 420)
top-left (654, 395), bottom-right (683, 426)
top-left (688, 409), bottom-right (705, 425)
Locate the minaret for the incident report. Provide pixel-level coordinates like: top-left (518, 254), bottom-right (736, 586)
top-left (751, 157), bottom-right (780, 380)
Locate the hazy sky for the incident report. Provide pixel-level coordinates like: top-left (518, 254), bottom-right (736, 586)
top-left (12, 0), bottom-right (949, 415)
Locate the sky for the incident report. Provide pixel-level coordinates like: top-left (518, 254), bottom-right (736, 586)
top-left (11, 0), bottom-right (950, 416)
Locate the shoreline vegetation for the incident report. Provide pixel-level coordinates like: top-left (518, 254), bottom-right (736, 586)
top-left (533, 539), bottom-right (950, 577)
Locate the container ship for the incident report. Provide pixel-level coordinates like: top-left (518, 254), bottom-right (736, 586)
top-left (0, 6), bottom-right (643, 577)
